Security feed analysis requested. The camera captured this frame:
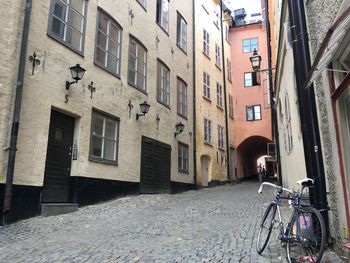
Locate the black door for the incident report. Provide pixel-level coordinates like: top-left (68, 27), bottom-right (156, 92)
top-left (140, 136), bottom-right (171, 194)
top-left (42, 110), bottom-right (74, 203)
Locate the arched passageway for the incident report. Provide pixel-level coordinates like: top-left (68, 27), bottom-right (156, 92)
top-left (235, 136), bottom-right (272, 179)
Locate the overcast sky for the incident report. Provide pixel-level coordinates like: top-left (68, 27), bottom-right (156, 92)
top-left (226, 0), bottom-right (262, 17)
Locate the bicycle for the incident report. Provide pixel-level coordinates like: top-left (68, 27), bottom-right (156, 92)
top-left (256, 178), bottom-right (326, 263)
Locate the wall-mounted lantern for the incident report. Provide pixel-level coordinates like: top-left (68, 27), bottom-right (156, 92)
top-left (136, 101), bottom-right (150, 120)
top-left (174, 122), bottom-right (185, 137)
top-left (249, 49), bottom-right (262, 71)
top-left (66, 64), bottom-right (86, 90)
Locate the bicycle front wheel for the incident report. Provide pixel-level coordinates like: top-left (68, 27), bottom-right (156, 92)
top-left (257, 202), bottom-right (277, 254)
top-left (286, 206), bottom-right (326, 263)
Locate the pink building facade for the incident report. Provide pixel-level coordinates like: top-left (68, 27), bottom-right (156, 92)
top-left (230, 22), bottom-right (272, 179)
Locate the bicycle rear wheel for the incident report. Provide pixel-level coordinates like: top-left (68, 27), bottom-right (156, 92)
top-left (257, 202), bottom-right (277, 254)
top-left (286, 206), bottom-right (326, 263)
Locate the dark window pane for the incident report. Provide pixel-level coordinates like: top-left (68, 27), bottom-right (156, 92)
top-left (104, 139), bottom-right (116, 160)
top-left (51, 17), bottom-right (65, 39)
top-left (98, 13), bottom-right (108, 33)
top-left (97, 31), bottom-right (107, 49)
top-left (53, 1), bottom-right (67, 20)
top-left (91, 136), bottom-right (103, 157)
top-left (96, 47), bottom-right (106, 65)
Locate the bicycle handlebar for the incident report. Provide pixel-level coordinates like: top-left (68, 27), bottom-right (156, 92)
top-left (258, 182), bottom-right (294, 194)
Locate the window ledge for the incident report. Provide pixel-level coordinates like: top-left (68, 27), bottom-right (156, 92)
top-left (203, 96), bottom-right (211, 102)
top-left (176, 44), bottom-right (187, 55)
top-left (204, 142), bottom-right (213, 147)
top-left (203, 51), bottom-right (210, 59)
top-left (89, 156), bottom-right (118, 166)
top-left (217, 105), bottom-right (224, 111)
top-left (128, 82), bottom-right (148, 95)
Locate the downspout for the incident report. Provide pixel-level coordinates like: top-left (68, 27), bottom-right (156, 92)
top-left (2, 0), bottom-right (32, 223)
top-left (192, 0), bottom-right (197, 189)
top-left (264, 0), bottom-right (283, 185)
top-left (287, 0), bottom-right (329, 238)
top-left (220, 1), bottom-right (231, 182)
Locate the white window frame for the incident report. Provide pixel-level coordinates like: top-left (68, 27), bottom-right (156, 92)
top-left (48, 0), bottom-right (87, 54)
top-left (216, 82), bottom-right (223, 108)
top-left (227, 59), bottom-right (232, 81)
top-left (156, 0), bottom-right (169, 32)
top-left (204, 118), bottom-right (212, 144)
top-left (95, 9), bottom-right (122, 77)
top-left (177, 12), bottom-right (187, 52)
top-left (203, 72), bottom-right (210, 99)
top-left (242, 37), bottom-right (258, 53)
top-left (246, 105), bottom-right (262, 121)
top-left (157, 60), bottom-right (170, 107)
top-left (177, 77), bottom-right (188, 118)
top-left (178, 142), bottom-right (189, 173)
top-left (128, 36), bottom-right (147, 91)
top-left (229, 95), bottom-right (234, 118)
top-left (203, 29), bottom-right (210, 56)
top-left (215, 42), bottom-right (221, 68)
top-left (90, 109), bottom-right (119, 164)
top-left (218, 125), bottom-right (225, 149)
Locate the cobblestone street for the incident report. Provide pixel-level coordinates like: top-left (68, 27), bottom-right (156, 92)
top-left (0, 181), bottom-right (342, 262)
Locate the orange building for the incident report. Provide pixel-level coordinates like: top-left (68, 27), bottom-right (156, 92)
top-left (230, 19), bottom-right (272, 179)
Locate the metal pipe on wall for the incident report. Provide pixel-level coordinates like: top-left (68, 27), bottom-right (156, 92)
top-left (2, 0), bottom-right (33, 224)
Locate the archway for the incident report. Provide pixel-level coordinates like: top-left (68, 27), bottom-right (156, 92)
top-left (235, 136), bottom-right (272, 180)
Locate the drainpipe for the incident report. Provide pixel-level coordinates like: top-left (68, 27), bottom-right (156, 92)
top-left (192, 0), bottom-right (197, 189)
top-left (220, 1), bottom-right (231, 182)
top-left (287, 0), bottom-right (329, 238)
top-left (2, 0), bottom-right (32, 223)
top-left (264, 0), bottom-right (282, 185)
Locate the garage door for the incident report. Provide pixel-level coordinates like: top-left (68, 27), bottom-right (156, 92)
top-left (140, 136), bottom-right (171, 194)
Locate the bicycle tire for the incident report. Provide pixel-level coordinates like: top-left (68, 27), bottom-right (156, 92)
top-left (257, 202), bottom-right (277, 254)
top-left (286, 206), bottom-right (326, 263)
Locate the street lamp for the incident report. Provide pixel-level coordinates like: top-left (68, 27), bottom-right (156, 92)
top-left (249, 49), bottom-right (262, 71)
top-left (136, 101), bottom-right (150, 120)
top-left (174, 122), bottom-right (185, 137)
top-left (66, 64), bottom-right (86, 90)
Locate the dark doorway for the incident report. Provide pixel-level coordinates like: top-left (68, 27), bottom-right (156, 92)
top-left (140, 136), bottom-right (171, 194)
top-left (42, 110), bottom-right (75, 203)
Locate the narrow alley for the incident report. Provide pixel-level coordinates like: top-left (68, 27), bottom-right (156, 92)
top-left (0, 181), bottom-right (342, 262)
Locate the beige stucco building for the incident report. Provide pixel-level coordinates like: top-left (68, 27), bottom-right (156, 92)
top-left (193, 0), bottom-right (233, 186)
top-left (0, 0), bottom-right (194, 221)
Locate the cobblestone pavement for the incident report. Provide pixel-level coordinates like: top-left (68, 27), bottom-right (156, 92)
top-left (0, 181), bottom-right (343, 262)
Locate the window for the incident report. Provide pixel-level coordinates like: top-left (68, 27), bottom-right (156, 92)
top-left (216, 82), bottom-right (223, 108)
top-left (215, 42), bottom-right (221, 68)
top-left (204, 118), bottom-right (212, 144)
top-left (177, 12), bottom-right (187, 52)
top-left (229, 95), bottom-right (234, 118)
top-left (48, 0), bottom-right (87, 53)
top-left (177, 77), bottom-right (188, 118)
top-left (246, 105), bottom-right (262, 121)
top-left (137, 0), bottom-right (146, 9)
top-left (225, 25), bottom-right (229, 42)
top-left (156, 0), bottom-right (169, 32)
top-left (128, 36), bottom-right (147, 91)
top-left (285, 94), bottom-right (293, 153)
top-left (178, 142), bottom-right (189, 173)
top-left (227, 59), bottom-right (232, 81)
top-left (242, 37), bottom-right (258, 53)
top-left (156, 60), bottom-right (170, 106)
top-left (244, 72), bottom-right (260, 87)
top-left (218, 125), bottom-right (225, 149)
top-left (203, 72), bottom-right (210, 99)
top-left (203, 29), bottom-right (210, 56)
top-left (90, 110), bottom-right (119, 164)
top-left (95, 10), bottom-right (122, 77)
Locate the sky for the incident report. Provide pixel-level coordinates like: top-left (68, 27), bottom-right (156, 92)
top-left (226, 0), bottom-right (262, 18)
